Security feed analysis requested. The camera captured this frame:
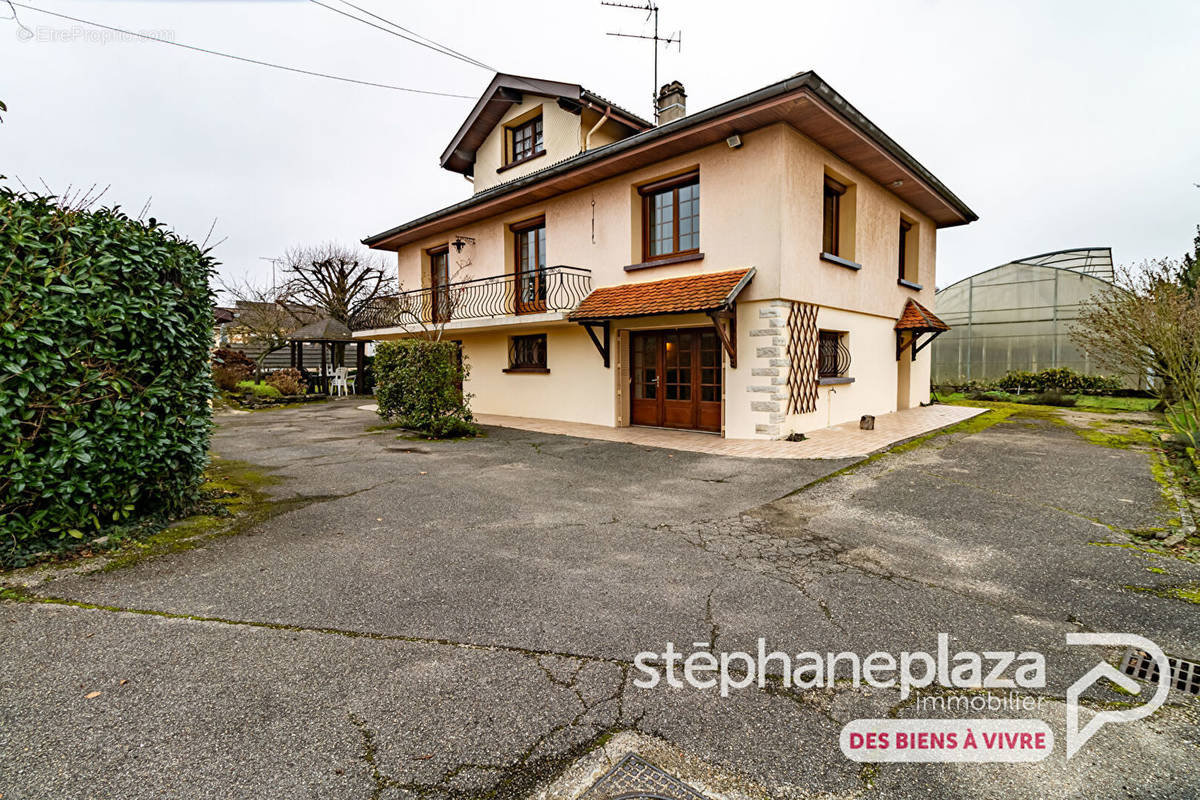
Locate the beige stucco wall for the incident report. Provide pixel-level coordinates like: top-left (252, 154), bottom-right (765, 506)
top-left (383, 119), bottom-right (944, 438)
top-left (778, 125), bottom-right (937, 320)
top-left (457, 325), bottom-right (614, 425)
top-left (397, 124), bottom-right (791, 300)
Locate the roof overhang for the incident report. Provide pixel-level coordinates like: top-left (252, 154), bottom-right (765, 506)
top-left (368, 71), bottom-right (977, 251)
top-left (439, 73), bottom-right (652, 177)
top-left (569, 268), bottom-right (755, 321)
top-left (895, 298), bottom-right (949, 332)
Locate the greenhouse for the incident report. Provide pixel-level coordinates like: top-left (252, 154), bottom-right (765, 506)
top-left (931, 247), bottom-right (1130, 385)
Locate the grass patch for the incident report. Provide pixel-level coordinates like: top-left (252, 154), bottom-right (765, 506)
top-left (1127, 582), bottom-right (1200, 604)
top-left (933, 391), bottom-right (1157, 413)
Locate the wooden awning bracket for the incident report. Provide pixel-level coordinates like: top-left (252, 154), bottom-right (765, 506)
top-left (708, 307), bottom-right (737, 368)
top-left (896, 329), bottom-right (943, 361)
top-left (579, 320), bottom-right (611, 368)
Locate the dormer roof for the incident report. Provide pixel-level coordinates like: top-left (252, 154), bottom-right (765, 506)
top-left (439, 73), bottom-right (653, 176)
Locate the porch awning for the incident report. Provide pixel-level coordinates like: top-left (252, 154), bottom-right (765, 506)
top-left (894, 298), bottom-right (949, 332)
top-left (568, 268), bottom-right (755, 321)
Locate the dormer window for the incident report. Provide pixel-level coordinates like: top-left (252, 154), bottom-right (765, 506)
top-left (508, 115), bottom-right (544, 165)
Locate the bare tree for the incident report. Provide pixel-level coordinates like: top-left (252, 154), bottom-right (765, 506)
top-left (219, 276), bottom-right (304, 378)
top-left (1071, 258), bottom-right (1200, 438)
top-left (280, 242), bottom-right (394, 327)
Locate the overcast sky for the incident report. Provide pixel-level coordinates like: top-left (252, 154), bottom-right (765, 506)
top-left (3, 0), bottom-right (1198, 291)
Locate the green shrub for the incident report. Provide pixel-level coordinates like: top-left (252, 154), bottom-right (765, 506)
top-left (373, 339), bottom-right (476, 438)
top-left (957, 368), bottom-right (1123, 396)
top-left (236, 381), bottom-right (282, 399)
top-left (265, 368), bottom-right (305, 397)
top-left (0, 186), bottom-right (215, 565)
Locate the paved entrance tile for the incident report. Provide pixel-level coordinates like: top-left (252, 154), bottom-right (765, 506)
top-left (470, 403), bottom-right (987, 459)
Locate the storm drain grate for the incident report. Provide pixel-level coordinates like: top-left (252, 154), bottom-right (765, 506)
top-left (1121, 649), bottom-right (1200, 695)
top-left (581, 753), bottom-right (708, 800)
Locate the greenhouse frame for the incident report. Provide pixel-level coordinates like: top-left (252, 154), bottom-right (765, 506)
top-left (930, 247), bottom-right (1134, 386)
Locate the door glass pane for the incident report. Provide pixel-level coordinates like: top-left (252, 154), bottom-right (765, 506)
top-left (663, 334), bottom-right (691, 401)
top-left (536, 226), bottom-right (547, 300)
top-left (635, 335), bottom-right (657, 399)
top-left (700, 332), bottom-right (720, 402)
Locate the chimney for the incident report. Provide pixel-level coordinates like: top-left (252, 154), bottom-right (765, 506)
top-left (655, 81), bottom-right (686, 124)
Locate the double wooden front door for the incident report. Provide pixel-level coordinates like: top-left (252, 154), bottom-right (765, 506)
top-left (630, 329), bottom-right (722, 432)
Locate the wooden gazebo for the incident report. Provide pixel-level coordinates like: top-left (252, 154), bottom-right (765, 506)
top-left (287, 317), bottom-right (370, 394)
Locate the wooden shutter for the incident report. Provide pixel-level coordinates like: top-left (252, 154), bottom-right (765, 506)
top-left (615, 328), bottom-right (630, 427)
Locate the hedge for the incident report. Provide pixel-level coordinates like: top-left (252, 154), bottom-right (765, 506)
top-left (950, 368), bottom-right (1123, 396)
top-left (0, 187), bottom-right (215, 565)
top-left (373, 340), bottom-right (475, 438)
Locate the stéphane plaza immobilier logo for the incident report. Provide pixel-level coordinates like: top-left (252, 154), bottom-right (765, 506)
top-left (632, 632), bottom-right (1172, 762)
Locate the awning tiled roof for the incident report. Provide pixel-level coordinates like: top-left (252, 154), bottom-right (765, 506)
top-left (895, 298), bottom-right (949, 332)
top-left (569, 268), bottom-right (755, 321)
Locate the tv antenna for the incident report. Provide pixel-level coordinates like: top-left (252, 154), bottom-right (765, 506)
top-left (259, 256), bottom-right (282, 290)
top-left (602, 1), bottom-right (681, 123)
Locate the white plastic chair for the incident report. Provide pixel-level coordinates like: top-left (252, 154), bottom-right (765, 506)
top-left (330, 367), bottom-right (354, 396)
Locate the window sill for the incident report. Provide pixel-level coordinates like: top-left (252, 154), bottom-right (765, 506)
top-left (502, 366), bottom-right (550, 374)
top-left (820, 252), bottom-right (862, 271)
top-left (818, 376), bottom-right (855, 385)
top-left (897, 278), bottom-right (923, 291)
top-left (624, 252), bottom-right (705, 272)
top-left (497, 150), bottom-right (547, 173)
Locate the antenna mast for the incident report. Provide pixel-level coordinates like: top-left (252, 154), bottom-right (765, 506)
top-left (602, 1), bottom-right (681, 123)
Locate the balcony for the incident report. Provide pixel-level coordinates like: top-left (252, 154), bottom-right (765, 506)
top-left (352, 266), bottom-right (593, 332)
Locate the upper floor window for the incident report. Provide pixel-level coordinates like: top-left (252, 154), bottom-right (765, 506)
top-left (512, 217), bottom-right (546, 315)
top-left (429, 245), bottom-right (451, 323)
top-left (509, 115), bottom-right (544, 165)
top-left (822, 176), bottom-right (846, 256)
top-left (640, 170), bottom-right (699, 261)
top-left (898, 218), bottom-right (919, 286)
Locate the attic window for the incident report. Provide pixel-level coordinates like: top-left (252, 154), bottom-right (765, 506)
top-left (509, 115), bottom-right (544, 165)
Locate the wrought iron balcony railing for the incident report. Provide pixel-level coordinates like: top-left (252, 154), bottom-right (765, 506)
top-left (352, 266), bottom-right (592, 331)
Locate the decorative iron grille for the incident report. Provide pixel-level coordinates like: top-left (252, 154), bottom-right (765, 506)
top-left (786, 301), bottom-right (819, 414)
top-left (818, 331), bottom-right (852, 378)
top-left (351, 266), bottom-right (592, 331)
top-left (508, 333), bottom-right (547, 370)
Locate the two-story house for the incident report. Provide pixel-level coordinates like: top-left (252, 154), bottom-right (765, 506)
top-left (355, 72), bottom-right (976, 439)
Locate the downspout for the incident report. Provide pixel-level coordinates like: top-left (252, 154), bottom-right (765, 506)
top-left (584, 104), bottom-right (611, 152)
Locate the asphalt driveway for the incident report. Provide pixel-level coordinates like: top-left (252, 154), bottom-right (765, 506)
top-left (3, 401), bottom-right (1199, 799)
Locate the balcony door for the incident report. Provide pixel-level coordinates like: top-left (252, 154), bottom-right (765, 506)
top-left (513, 217), bottom-right (546, 315)
top-left (430, 246), bottom-right (451, 323)
top-left (630, 328), bottom-right (721, 432)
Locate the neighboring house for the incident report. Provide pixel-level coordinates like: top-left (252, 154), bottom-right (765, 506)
top-left (216, 301), bottom-right (363, 371)
top-left (931, 248), bottom-right (1132, 385)
top-left (355, 72), bottom-right (977, 438)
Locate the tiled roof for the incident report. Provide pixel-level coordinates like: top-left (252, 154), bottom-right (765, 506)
top-left (569, 268), bottom-right (755, 320)
top-left (895, 298), bottom-right (950, 331)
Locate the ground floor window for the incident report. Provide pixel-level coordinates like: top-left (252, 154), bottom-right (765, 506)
top-left (818, 330), bottom-right (851, 378)
top-left (506, 333), bottom-right (548, 372)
